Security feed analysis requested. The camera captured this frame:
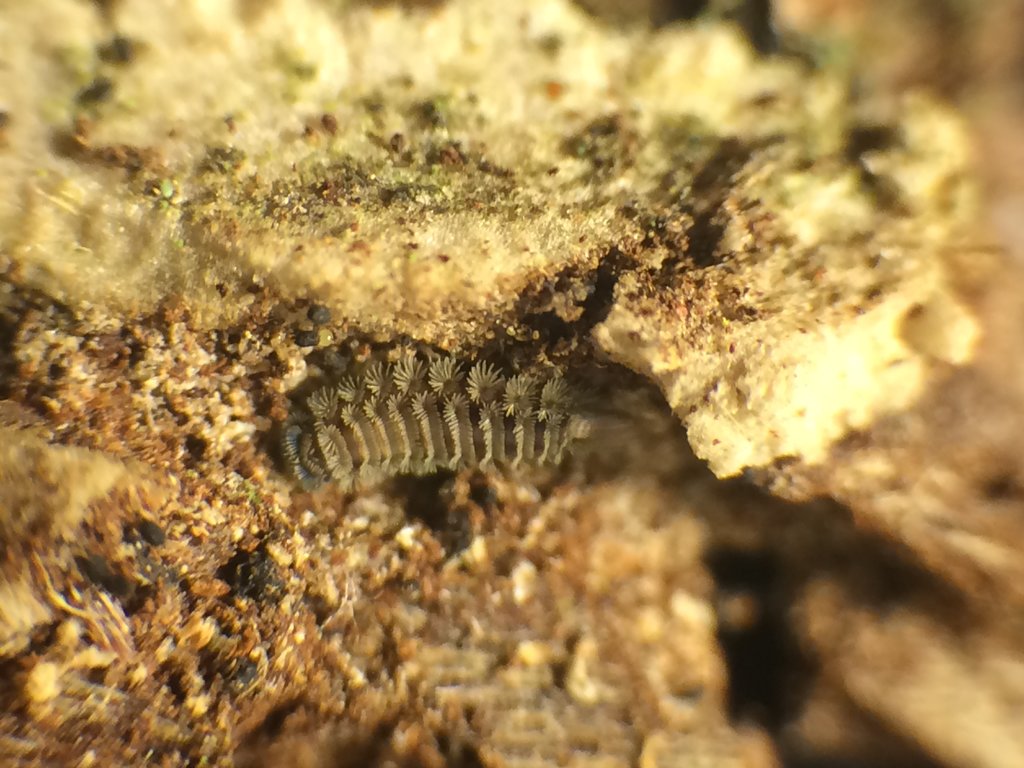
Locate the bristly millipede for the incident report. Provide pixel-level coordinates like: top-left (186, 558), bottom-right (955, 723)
top-left (282, 351), bottom-right (588, 490)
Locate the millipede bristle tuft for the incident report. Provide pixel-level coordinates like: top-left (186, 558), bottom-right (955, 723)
top-left (307, 386), bottom-right (339, 422)
top-left (427, 357), bottom-right (464, 396)
top-left (393, 355), bottom-right (426, 393)
top-left (282, 351), bottom-right (586, 489)
top-left (336, 376), bottom-right (363, 403)
top-left (538, 376), bottom-right (571, 422)
top-left (364, 362), bottom-right (391, 396)
top-left (503, 374), bottom-right (537, 417)
top-left (467, 361), bottom-right (503, 404)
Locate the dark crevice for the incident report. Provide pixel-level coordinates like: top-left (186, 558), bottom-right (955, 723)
top-left (184, 432), bottom-right (208, 462)
top-left (658, 0), bottom-right (711, 22)
top-left (725, 0), bottom-right (779, 55)
top-left (510, 245), bottom-right (639, 362)
top-left (579, 1), bottom-right (779, 55)
top-left (251, 700), bottom-right (305, 742)
top-left (434, 733), bottom-right (487, 768)
top-left (657, 137), bottom-right (759, 275)
top-left (218, 544), bottom-right (283, 602)
top-left (685, 205), bottom-right (730, 269)
top-left (699, 482), bottom-right (979, 767)
top-left (843, 123), bottom-right (911, 214)
top-left (0, 285), bottom-right (75, 401)
top-left (983, 471), bottom-right (1023, 501)
top-left (394, 473), bottom-right (474, 557)
top-left (845, 124), bottom-right (904, 159)
top-left (578, 247), bottom-right (632, 328)
top-left (76, 552), bottom-right (132, 598)
top-left (0, 310), bottom-right (19, 398)
top-left (518, 309), bottom-right (576, 348)
top-left (705, 547), bottom-right (810, 730)
top-left (703, 535), bottom-right (960, 768)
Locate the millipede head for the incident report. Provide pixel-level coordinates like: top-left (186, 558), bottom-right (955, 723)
top-left (282, 424), bottom-right (328, 490)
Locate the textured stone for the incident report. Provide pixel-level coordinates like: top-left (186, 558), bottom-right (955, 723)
top-left (0, 1), bottom-right (1018, 766)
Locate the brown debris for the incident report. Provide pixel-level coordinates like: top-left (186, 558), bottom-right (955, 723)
top-left (1, 1), bottom-right (1022, 767)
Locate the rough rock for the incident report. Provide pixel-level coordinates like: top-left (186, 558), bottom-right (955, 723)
top-left (1, 1), bottom-right (1021, 766)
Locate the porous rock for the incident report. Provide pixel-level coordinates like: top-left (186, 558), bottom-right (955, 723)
top-left (0, 0), bottom-right (1019, 766)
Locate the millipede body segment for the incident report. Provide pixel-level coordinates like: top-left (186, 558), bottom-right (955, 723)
top-left (283, 352), bottom-right (587, 489)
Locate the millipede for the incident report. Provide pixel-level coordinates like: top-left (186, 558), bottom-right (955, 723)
top-left (282, 350), bottom-right (589, 490)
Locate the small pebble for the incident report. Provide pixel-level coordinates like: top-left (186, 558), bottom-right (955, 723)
top-left (294, 329), bottom-right (318, 347)
top-left (76, 553), bottom-right (129, 596)
top-left (137, 518), bottom-right (167, 546)
top-left (99, 35), bottom-right (136, 65)
top-left (78, 77), bottom-right (114, 104)
top-left (307, 304), bottom-right (331, 325)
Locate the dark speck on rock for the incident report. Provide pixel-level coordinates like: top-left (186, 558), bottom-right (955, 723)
top-left (225, 657), bottom-right (260, 693)
top-left (99, 35), bottom-right (137, 65)
top-left (295, 328), bottom-right (318, 347)
top-left (77, 77), bottom-right (115, 105)
top-left (307, 304), bottom-right (331, 325)
top-left (76, 553), bottom-right (130, 597)
top-left (136, 518), bottom-right (167, 546)
top-left (218, 545), bottom-right (282, 602)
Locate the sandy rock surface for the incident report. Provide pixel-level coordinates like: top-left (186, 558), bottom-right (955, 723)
top-left (1, 1), bottom-right (1021, 766)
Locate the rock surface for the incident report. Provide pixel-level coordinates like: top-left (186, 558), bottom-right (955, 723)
top-left (1, 1), bottom-right (1021, 766)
